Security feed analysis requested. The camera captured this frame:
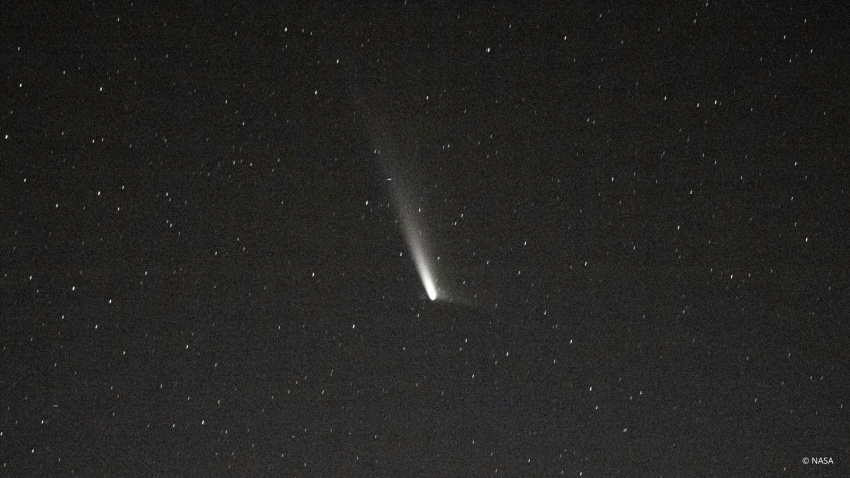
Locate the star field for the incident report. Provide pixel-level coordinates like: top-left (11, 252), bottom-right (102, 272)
top-left (2, 1), bottom-right (849, 476)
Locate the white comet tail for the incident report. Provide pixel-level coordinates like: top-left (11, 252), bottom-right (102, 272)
top-left (408, 234), bottom-right (438, 301)
top-left (417, 258), bottom-right (438, 301)
top-left (377, 150), bottom-right (440, 301)
top-left (398, 204), bottom-right (438, 301)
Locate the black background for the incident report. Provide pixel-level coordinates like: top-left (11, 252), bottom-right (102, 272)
top-left (2, 1), bottom-right (849, 476)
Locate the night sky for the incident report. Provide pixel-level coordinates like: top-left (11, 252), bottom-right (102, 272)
top-left (2, 1), bottom-right (849, 476)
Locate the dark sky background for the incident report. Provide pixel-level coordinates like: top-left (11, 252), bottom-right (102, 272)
top-left (2, 1), bottom-right (849, 476)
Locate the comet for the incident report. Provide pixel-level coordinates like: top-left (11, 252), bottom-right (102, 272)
top-left (364, 117), bottom-right (441, 301)
top-left (398, 201), bottom-right (438, 301)
top-left (411, 237), bottom-right (438, 301)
